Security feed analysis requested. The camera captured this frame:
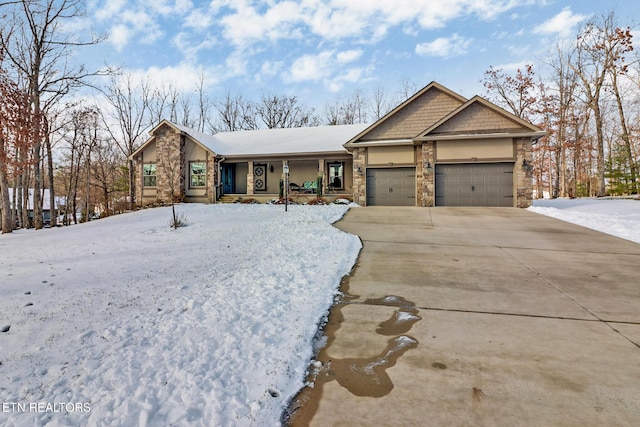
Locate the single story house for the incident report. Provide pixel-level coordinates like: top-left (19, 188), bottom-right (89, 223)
top-left (4, 188), bottom-right (65, 225)
top-left (131, 82), bottom-right (545, 207)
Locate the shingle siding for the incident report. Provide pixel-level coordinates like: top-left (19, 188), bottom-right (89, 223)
top-left (364, 89), bottom-right (464, 140)
top-left (432, 103), bottom-right (522, 135)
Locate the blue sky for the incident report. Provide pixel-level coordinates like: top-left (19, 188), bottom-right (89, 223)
top-left (79, 0), bottom-right (640, 111)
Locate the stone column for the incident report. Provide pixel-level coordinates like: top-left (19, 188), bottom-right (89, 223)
top-left (515, 137), bottom-right (533, 208)
top-left (207, 152), bottom-right (217, 203)
top-left (417, 142), bottom-right (435, 207)
top-left (351, 148), bottom-right (366, 205)
top-left (247, 161), bottom-right (254, 195)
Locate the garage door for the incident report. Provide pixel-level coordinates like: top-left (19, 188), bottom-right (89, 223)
top-left (366, 168), bottom-right (415, 206)
top-left (435, 163), bottom-right (513, 207)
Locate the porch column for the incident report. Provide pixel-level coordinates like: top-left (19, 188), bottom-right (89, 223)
top-left (247, 160), bottom-right (254, 195)
top-left (318, 159), bottom-right (325, 192)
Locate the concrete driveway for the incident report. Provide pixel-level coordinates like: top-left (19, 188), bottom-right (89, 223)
top-left (287, 207), bottom-right (640, 426)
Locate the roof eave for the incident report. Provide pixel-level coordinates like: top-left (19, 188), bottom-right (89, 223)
top-left (222, 150), bottom-right (351, 160)
top-left (415, 131), bottom-right (548, 141)
top-left (344, 138), bottom-right (414, 148)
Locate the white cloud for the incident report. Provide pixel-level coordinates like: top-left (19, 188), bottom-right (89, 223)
top-left (260, 61), bottom-right (283, 77)
top-left (145, 0), bottom-right (194, 16)
top-left (534, 7), bottom-right (589, 39)
top-left (493, 61), bottom-right (535, 73)
top-left (219, 1), bottom-right (304, 47)
top-left (286, 49), bottom-right (372, 93)
top-left (94, 0), bottom-right (127, 21)
top-left (128, 63), bottom-right (216, 92)
top-left (184, 8), bottom-right (213, 29)
top-left (289, 50), bottom-right (335, 82)
top-left (109, 24), bottom-right (132, 52)
top-left (172, 32), bottom-right (218, 62)
top-left (336, 49), bottom-right (364, 64)
top-left (415, 33), bottom-right (472, 58)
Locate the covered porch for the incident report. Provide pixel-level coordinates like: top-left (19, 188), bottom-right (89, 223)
top-left (218, 156), bottom-right (353, 203)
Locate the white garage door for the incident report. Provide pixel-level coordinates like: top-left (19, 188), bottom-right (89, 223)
top-left (435, 163), bottom-right (514, 207)
top-left (366, 168), bottom-right (416, 206)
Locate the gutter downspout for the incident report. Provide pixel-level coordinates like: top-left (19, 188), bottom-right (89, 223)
top-left (217, 157), bottom-right (226, 202)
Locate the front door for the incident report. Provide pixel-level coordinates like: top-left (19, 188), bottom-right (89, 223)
top-left (253, 163), bottom-right (267, 191)
top-left (222, 164), bottom-right (235, 194)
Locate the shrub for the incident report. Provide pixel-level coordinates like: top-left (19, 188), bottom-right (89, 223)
top-left (169, 213), bottom-right (188, 229)
top-left (307, 197), bottom-right (328, 205)
top-left (332, 197), bottom-right (352, 205)
top-left (240, 198), bottom-right (260, 204)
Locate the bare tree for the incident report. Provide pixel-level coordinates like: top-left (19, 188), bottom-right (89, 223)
top-left (0, 0), bottom-right (107, 229)
top-left (212, 91), bottom-right (258, 132)
top-left (1, 44), bottom-right (40, 232)
top-left (324, 89), bottom-right (369, 125)
top-left (567, 12), bottom-right (622, 197)
top-left (369, 86), bottom-right (392, 121)
top-left (482, 64), bottom-right (538, 121)
top-left (606, 26), bottom-right (637, 194)
top-left (91, 136), bottom-right (123, 218)
top-left (59, 106), bottom-right (99, 224)
top-left (101, 73), bottom-right (151, 210)
top-left (255, 93), bottom-right (320, 128)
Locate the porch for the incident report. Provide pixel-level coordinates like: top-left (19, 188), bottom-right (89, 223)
top-left (218, 158), bottom-right (353, 202)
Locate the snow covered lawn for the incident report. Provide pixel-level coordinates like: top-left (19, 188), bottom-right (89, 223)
top-left (528, 197), bottom-right (640, 244)
top-left (0, 204), bottom-right (361, 426)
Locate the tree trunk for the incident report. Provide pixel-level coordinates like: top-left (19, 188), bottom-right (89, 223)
top-left (593, 104), bottom-right (606, 197)
top-left (128, 158), bottom-right (135, 210)
top-left (0, 137), bottom-right (12, 233)
top-left (46, 132), bottom-right (56, 226)
top-left (611, 72), bottom-right (637, 194)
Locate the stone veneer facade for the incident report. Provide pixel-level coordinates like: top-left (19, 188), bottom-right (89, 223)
top-left (156, 127), bottom-right (185, 202)
top-left (515, 137), bottom-right (533, 208)
top-left (351, 148), bottom-right (367, 205)
top-left (417, 142), bottom-right (435, 207)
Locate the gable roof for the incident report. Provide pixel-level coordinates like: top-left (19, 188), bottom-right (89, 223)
top-left (415, 96), bottom-right (546, 141)
top-left (129, 120), bottom-right (214, 159)
top-left (131, 120), bottom-right (370, 159)
top-left (202, 123), bottom-right (369, 157)
top-left (344, 81), bottom-right (467, 147)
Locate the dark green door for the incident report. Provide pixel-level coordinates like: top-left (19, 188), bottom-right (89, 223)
top-left (222, 164), bottom-right (235, 194)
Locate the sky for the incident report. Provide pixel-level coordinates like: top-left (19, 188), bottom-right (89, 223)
top-left (74, 0), bottom-right (640, 112)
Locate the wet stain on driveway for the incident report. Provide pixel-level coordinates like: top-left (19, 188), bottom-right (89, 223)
top-left (284, 273), bottom-right (422, 425)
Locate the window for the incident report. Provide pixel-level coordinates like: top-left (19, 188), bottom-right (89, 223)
top-left (143, 164), bottom-right (156, 187)
top-left (190, 162), bottom-right (206, 188)
top-left (328, 162), bottom-right (344, 190)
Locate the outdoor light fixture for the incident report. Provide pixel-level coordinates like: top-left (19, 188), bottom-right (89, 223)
top-left (269, 164), bottom-right (274, 173)
top-left (426, 161), bottom-right (433, 173)
top-left (357, 166), bottom-right (363, 175)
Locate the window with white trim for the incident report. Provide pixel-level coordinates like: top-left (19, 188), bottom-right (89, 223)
top-left (328, 162), bottom-right (344, 190)
top-left (143, 164), bottom-right (156, 187)
top-left (190, 162), bottom-right (206, 188)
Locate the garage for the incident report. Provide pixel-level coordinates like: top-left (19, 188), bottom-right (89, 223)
top-left (366, 168), bottom-right (416, 206)
top-left (435, 163), bottom-right (514, 207)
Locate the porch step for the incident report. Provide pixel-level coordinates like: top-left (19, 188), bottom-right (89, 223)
top-left (218, 195), bottom-right (237, 204)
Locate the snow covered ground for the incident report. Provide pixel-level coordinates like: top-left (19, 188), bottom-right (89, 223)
top-left (3, 198), bottom-right (637, 426)
top-left (0, 204), bottom-right (361, 426)
top-left (528, 197), bottom-right (640, 244)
